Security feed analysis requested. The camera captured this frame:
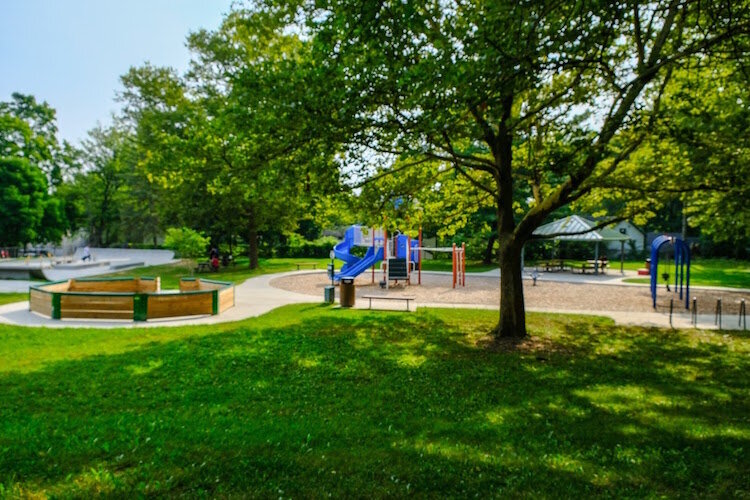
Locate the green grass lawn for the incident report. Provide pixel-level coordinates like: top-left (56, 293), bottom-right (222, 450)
top-left (0, 293), bottom-right (27, 305)
top-left (101, 257), bottom-right (495, 289)
top-left (101, 257), bottom-right (342, 289)
top-left (529, 258), bottom-right (750, 288)
top-left (622, 258), bottom-right (750, 288)
top-left (1, 306), bottom-right (748, 496)
top-left (419, 258), bottom-right (497, 273)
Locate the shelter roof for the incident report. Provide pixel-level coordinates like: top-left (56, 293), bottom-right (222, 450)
top-left (532, 215), bottom-right (631, 242)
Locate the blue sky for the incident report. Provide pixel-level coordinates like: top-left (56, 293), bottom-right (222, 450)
top-left (0, 0), bottom-right (233, 144)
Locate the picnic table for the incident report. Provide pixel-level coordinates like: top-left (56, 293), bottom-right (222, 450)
top-left (538, 260), bottom-right (566, 272)
top-left (195, 261), bottom-right (212, 273)
top-left (574, 260), bottom-right (608, 274)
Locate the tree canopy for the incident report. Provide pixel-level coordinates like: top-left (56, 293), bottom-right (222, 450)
top-left (251, 0), bottom-right (750, 339)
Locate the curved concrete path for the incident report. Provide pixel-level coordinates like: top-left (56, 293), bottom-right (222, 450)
top-left (0, 270), bottom-right (745, 331)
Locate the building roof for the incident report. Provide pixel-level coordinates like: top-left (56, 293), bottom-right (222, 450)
top-left (532, 215), bottom-right (631, 242)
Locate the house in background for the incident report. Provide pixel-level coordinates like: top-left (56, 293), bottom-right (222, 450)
top-left (608, 221), bottom-right (645, 256)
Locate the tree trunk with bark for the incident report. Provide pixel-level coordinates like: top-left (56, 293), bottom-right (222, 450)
top-left (247, 218), bottom-right (259, 269)
top-left (494, 237), bottom-right (526, 340)
top-left (483, 232), bottom-right (497, 265)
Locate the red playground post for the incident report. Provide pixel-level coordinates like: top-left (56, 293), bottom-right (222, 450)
top-left (452, 243), bottom-right (457, 288)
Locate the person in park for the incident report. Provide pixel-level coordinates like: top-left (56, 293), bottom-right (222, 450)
top-left (210, 254), bottom-right (220, 271)
top-left (81, 245), bottom-right (91, 262)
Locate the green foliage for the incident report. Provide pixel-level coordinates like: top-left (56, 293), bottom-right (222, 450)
top-left (1, 307), bottom-right (749, 496)
top-left (0, 157), bottom-right (51, 246)
top-left (0, 93), bottom-right (70, 186)
top-left (101, 257), bottom-right (344, 289)
top-left (275, 234), bottom-right (339, 258)
top-left (117, 12), bottom-right (339, 267)
top-left (578, 61), bottom-right (750, 247)
top-left (163, 227), bottom-right (210, 259)
top-left (0, 94), bottom-right (73, 244)
top-left (259, 0), bottom-right (750, 336)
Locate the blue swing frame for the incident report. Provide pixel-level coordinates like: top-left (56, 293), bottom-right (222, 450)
top-left (650, 235), bottom-right (691, 309)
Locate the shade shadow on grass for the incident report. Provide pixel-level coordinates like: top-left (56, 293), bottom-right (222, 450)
top-left (0, 307), bottom-right (748, 496)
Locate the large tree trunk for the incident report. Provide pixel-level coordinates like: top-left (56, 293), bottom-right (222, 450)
top-left (483, 233), bottom-right (497, 265)
top-left (493, 238), bottom-right (526, 340)
top-left (247, 219), bottom-right (259, 269)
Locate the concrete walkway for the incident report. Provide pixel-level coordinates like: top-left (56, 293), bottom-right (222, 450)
top-left (0, 270), bottom-right (746, 331)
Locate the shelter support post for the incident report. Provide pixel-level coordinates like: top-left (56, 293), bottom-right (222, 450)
top-left (594, 242), bottom-right (599, 275)
top-left (620, 241), bottom-right (624, 274)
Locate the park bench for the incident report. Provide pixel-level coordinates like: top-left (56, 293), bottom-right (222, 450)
top-left (362, 295), bottom-right (417, 311)
top-left (296, 262), bottom-right (318, 270)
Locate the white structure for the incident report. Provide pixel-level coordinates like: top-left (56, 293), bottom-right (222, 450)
top-left (607, 221), bottom-right (645, 255)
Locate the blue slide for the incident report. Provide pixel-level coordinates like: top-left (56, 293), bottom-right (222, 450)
top-left (333, 226), bottom-right (384, 280)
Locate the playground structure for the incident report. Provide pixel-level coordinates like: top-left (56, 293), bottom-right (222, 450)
top-left (650, 235), bottom-right (691, 309)
top-left (332, 225), bottom-right (466, 289)
top-left (29, 276), bottom-right (234, 321)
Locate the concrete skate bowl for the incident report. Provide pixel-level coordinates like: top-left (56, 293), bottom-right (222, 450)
top-left (29, 277), bottom-right (234, 321)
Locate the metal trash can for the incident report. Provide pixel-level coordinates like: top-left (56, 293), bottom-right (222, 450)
top-left (340, 277), bottom-right (356, 308)
top-left (324, 285), bottom-right (335, 304)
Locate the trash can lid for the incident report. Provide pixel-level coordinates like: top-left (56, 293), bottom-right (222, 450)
top-left (341, 276), bottom-right (354, 283)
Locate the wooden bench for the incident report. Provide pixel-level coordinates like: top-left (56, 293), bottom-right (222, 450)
top-left (296, 262), bottom-right (318, 270)
top-left (362, 295), bottom-right (417, 312)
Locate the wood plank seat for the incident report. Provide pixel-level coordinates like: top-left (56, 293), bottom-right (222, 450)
top-left (60, 294), bottom-right (134, 320)
top-left (362, 294), bottom-right (416, 312)
top-left (60, 309), bottom-right (134, 320)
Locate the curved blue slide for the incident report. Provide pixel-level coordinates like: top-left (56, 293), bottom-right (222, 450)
top-left (333, 226), bottom-right (384, 280)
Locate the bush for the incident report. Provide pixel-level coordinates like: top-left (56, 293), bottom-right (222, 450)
top-left (276, 234), bottom-right (339, 258)
top-left (163, 227), bottom-right (210, 259)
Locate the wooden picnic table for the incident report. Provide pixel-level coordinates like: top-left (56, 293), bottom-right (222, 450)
top-left (538, 260), bottom-right (566, 272)
top-left (574, 260), bottom-right (608, 274)
top-left (195, 261), bottom-right (212, 273)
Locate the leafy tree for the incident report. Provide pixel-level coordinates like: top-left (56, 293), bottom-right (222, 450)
top-left (584, 62), bottom-right (750, 246)
top-left (265, 0), bottom-right (750, 339)
top-left (0, 157), bottom-right (52, 246)
top-left (119, 12), bottom-right (338, 268)
top-left (163, 227), bottom-right (210, 259)
top-left (65, 125), bottom-right (132, 247)
top-left (0, 93), bottom-right (71, 187)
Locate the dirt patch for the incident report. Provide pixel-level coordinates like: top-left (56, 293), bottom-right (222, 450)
top-left (271, 272), bottom-right (749, 315)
